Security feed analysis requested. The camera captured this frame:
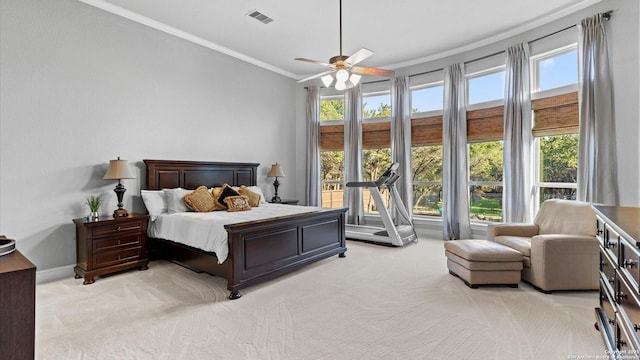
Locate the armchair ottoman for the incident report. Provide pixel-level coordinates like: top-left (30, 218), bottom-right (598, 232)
top-left (445, 239), bottom-right (523, 288)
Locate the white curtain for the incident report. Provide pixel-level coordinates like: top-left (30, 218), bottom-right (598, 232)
top-left (305, 86), bottom-right (321, 206)
top-left (391, 76), bottom-right (413, 221)
top-left (344, 84), bottom-right (364, 224)
top-left (577, 14), bottom-right (618, 205)
top-left (503, 43), bottom-right (534, 222)
top-left (442, 64), bottom-right (471, 240)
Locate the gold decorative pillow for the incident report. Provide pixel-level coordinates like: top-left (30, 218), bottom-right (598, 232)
top-left (183, 186), bottom-right (216, 212)
top-left (224, 195), bottom-right (251, 212)
top-left (238, 185), bottom-right (261, 207)
top-left (216, 184), bottom-right (241, 209)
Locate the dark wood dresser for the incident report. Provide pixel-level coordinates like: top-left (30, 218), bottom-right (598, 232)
top-left (73, 213), bottom-right (149, 284)
top-left (594, 205), bottom-right (640, 359)
top-left (0, 241), bottom-right (36, 360)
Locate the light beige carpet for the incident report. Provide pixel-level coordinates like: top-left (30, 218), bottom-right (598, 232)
top-left (36, 238), bottom-right (604, 359)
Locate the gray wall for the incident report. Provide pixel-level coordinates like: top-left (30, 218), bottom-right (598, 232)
top-left (294, 0), bottom-right (640, 208)
top-left (0, 0), bottom-right (297, 274)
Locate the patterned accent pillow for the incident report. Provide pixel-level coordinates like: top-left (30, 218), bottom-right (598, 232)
top-left (216, 184), bottom-right (241, 209)
top-left (224, 195), bottom-right (251, 212)
top-left (238, 185), bottom-right (261, 207)
top-left (183, 186), bottom-right (216, 212)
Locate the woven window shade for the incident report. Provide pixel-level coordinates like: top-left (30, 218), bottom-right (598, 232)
top-left (362, 122), bottom-right (390, 149)
top-left (411, 115), bottom-right (443, 146)
top-left (320, 123), bottom-right (393, 150)
top-left (532, 91), bottom-right (579, 136)
top-left (320, 124), bottom-right (344, 151)
top-left (467, 105), bottom-right (504, 143)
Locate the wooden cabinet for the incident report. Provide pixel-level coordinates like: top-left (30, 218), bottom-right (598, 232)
top-left (594, 206), bottom-right (640, 359)
top-left (73, 213), bottom-right (149, 284)
top-left (0, 244), bottom-right (36, 360)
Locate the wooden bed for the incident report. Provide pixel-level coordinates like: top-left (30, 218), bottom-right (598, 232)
top-left (143, 159), bottom-right (347, 299)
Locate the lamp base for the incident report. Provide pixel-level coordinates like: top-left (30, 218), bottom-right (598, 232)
top-left (271, 196), bottom-right (281, 203)
top-left (113, 208), bottom-right (129, 218)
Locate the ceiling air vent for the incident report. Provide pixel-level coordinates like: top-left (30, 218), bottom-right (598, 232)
top-left (247, 9), bottom-right (274, 24)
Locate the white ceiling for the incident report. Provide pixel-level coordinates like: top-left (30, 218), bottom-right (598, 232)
top-left (82, 0), bottom-right (601, 81)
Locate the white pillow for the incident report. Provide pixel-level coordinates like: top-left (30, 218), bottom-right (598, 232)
top-left (140, 190), bottom-right (167, 220)
top-left (246, 186), bottom-right (268, 204)
top-left (162, 188), bottom-right (192, 213)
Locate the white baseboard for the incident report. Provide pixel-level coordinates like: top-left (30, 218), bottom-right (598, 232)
top-left (36, 264), bottom-right (75, 284)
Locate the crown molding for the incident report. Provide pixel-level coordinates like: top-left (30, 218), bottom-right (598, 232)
top-left (78, 0), bottom-right (299, 79)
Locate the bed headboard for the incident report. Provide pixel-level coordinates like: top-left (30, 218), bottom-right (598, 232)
top-left (143, 160), bottom-right (259, 190)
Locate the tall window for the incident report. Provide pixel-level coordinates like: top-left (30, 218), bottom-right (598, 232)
top-left (362, 91), bottom-right (391, 213)
top-left (468, 141), bottom-right (503, 221)
top-left (537, 134), bottom-right (578, 203)
top-left (319, 97), bottom-right (345, 208)
top-left (466, 67), bottom-right (505, 221)
top-left (531, 45), bottom-right (579, 207)
top-left (411, 81), bottom-right (444, 217)
top-left (412, 145), bottom-right (443, 216)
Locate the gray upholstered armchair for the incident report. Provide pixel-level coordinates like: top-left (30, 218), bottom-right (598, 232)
top-left (486, 199), bottom-right (599, 293)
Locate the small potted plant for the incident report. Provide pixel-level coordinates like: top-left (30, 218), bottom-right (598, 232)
top-left (86, 195), bottom-right (102, 221)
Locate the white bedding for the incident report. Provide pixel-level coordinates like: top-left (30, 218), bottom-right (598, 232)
top-left (147, 203), bottom-right (321, 263)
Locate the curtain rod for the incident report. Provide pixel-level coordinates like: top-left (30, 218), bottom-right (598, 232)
top-left (343, 10), bottom-right (613, 86)
top-left (464, 10), bottom-right (611, 66)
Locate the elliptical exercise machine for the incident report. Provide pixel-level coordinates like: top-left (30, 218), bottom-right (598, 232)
top-left (345, 163), bottom-right (418, 246)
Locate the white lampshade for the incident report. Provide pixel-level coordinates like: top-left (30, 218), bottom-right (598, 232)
top-left (349, 73), bottom-right (362, 86)
top-left (103, 157), bottom-right (135, 180)
top-left (267, 163), bottom-right (286, 178)
top-left (321, 74), bottom-right (334, 87)
top-left (334, 81), bottom-right (346, 91)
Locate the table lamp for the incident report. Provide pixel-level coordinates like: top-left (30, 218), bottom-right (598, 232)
top-left (103, 157), bottom-right (135, 218)
top-left (267, 163), bottom-right (285, 203)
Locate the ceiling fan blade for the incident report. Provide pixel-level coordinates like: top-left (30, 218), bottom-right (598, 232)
top-left (294, 57), bottom-right (332, 67)
top-left (351, 66), bottom-right (395, 78)
top-left (345, 48), bottom-right (373, 66)
top-left (296, 70), bottom-right (335, 83)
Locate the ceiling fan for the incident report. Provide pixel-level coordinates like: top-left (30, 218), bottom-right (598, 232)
top-left (295, 0), bottom-right (395, 90)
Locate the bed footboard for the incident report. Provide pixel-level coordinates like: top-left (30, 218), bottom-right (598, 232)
top-left (224, 207), bottom-right (347, 299)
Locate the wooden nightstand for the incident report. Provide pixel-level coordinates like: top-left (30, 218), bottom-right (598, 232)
top-left (73, 213), bottom-right (149, 284)
top-left (270, 199), bottom-right (299, 205)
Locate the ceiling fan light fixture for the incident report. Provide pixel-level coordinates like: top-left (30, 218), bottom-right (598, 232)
top-left (321, 74), bottom-right (334, 87)
top-left (294, 0), bottom-right (394, 89)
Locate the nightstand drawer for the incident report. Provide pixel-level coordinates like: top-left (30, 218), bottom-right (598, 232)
top-left (94, 234), bottom-right (142, 252)
top-left (94, 246), bottom-right (142, 267)
top-left (92, 220), bottom-right (145, 237)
